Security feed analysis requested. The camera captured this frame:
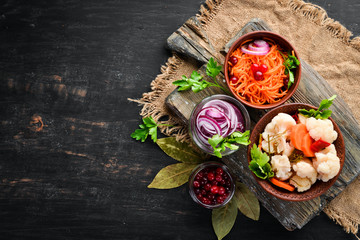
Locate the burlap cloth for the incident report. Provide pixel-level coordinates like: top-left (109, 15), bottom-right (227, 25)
top-left (133, 0), bottom-right (360, 235)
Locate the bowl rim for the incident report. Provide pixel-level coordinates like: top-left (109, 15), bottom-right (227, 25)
top-left (246, 103), bottom-right (345, 201)
top-left (224, 30), bottom-right (301, 110)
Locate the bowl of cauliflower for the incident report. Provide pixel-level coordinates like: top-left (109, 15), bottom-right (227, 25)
top-left (247, 102), bottom-right (345, 201)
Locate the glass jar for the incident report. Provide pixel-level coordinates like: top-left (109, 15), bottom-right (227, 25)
top-left (189, 94), bottom-right (251, 157)
top-left (188, 161), bottom-right (235, 209)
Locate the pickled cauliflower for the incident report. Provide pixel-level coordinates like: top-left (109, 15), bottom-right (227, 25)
top-left (262, 113), bottom-right (296, 155)
top-left (270, 155), bottom-right (292, 180)
top-left (290, 175), bottom-right (312, 192)
top-left (313, 150), bottom-right (340, 182)
top-left (292, 158), bottom-right (317, 184)
top-left (306, 117), bottom-right (338, 144)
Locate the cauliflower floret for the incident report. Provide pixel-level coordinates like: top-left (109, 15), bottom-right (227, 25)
top-left (292, 158), bottom-right (317, 184)
top-left (298, 114), bottom-right (308, 125)
top-left (270, 155), bottom-right (292, 180)
top-left (313, 151), bottom-right (340, 182)
top-left (290, 175), bottom-right (312, 192)
top-left (262, 113), bottom-right (296, 154)
top-left (283, 142), bottom-right (295, 157)
top-left (263, 113), bottom-right (296, 139)
top-left (318, 144), bottom-right (337, 155)
top-left (306, 117), bottom-right (338, 143)
top-left (262, 136), bottom-right (288, 154)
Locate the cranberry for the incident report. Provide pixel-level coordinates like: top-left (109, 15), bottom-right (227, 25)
top-left (223, 174), bottom-right (229, 180)
top-left (283, 78), bottom-right (289, 88)
top-left (200, 180), bottom-right (207, 186)
top-left (218, 186), bottom-right (226, 195)
top-left (193, 181), bottom-right (200, 188)
top-left (220, 179), bottom-right (226, 185)
top-left (201, 189), bottom-right (207, 196)
top-left (251, 63), bottom-right (260, 73)
top-left (204, 183), bottom-right (212, 192)
top-left (254, 71), bottom-right (263, 80)
top-left (229, 56), bottom-right (238, 65)
top-left (230, 76), bottom-right (238, 84)
top-left (207, 172), bottom-right (215, 181)
top-left (225, 180), bottom-right (231, 187)
top-left (259, 64), bottom-right (268, 73)
top-left (196, 194), bottom-right (202, 200)
top-left (194, 188), bottom-right (201, 195)
top-left (201, 197), bottom-right (209, 203)
top-left (211, 180), bottom-right (218, 186)
top-left (216, 167), bottom-right (224, 175)
top-left (207, 193), bottom-right (215, 200)
top-left (211, 185), bottom-right (219, 194)
top-left (217, 196), bottom-right (224, 204)
top-left (195, 175), bottom-right (201, 181)
top-left (215, 174), bottom-right (222, 182)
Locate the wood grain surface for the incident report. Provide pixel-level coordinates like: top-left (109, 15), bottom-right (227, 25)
top-left (0, 0), bottom-right (359, 239)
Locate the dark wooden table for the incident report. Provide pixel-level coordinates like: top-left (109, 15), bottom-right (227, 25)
top-left (0, 0), bottom-right (359, 239)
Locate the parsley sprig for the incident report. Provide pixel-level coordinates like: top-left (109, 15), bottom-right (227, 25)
top-left (280, 52), bottom-right (300, 89)
top-left (208, 130), bottom-right (250, 158)
top-left (248, 144), bottom-right (274, 180)
top-left (172, 58), bottom-right (230, 94)
top-left (131, 116), bottom-right (172, 143)
top-left (298, 95), bottom-right (337, 119)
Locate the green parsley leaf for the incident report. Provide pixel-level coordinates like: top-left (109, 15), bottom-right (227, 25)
top-left (298, 95), bottom-right (337, 119)
top-left (248, 144), bottom-right (274, 180)
top-left (208, 130), bottom-right (250, 158)
top-left (172, 58), bottom-right (231, 94)
top-left (206, 57), bottom-right (222, 79)
top-left (131, 116), bottom-right (158, 143)
top-left (282, 52), bottom-right (300, 89)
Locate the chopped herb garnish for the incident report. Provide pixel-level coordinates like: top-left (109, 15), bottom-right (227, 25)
top-left (208, 130), bottom-right (250, 158)
top-left (298, 95), bottom-right (337, 119)
top-left (248, 144), bottom-right (274, 180)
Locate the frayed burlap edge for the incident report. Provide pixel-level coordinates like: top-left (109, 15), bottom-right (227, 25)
top-left (128, 53), bottom-right (192, 143)
top-left (130, 0), bottom-right (360, 233)
top-left (324, 207), bottom-right (360, 238)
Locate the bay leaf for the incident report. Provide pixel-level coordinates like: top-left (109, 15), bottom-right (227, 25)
top-left (212, 198), bottom-right (238, 240)
top-left (156, 137), bottom-right (206, 163)
top-left (233, 182), bottom-right (260, 221)
top-left (148, 162), bottom-right (198, 189)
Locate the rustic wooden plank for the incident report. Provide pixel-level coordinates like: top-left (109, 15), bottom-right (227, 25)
top-left (165, 18), bottom-right (360, 230)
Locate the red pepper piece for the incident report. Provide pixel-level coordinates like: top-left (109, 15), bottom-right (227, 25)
top-left (310, 139), bottom-right (331, 152)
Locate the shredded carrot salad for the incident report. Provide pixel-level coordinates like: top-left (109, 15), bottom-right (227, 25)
top-left (228, 42), bottom-right (288, 105)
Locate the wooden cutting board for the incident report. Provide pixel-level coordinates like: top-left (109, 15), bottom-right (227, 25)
top-left (165, 18), bottom-right (360, 230)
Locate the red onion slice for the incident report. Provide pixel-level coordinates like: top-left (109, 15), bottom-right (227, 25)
top-left (254, 39), bottom-right (268, 47)
top-left (248, 43), bottom-right (270, 52)
top-left (241, 45), bottom-right (269, 56)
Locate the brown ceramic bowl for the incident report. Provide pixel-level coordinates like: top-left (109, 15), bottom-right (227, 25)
top-left (224, 31), bottom-right (301, 109)
top-left (247, 103), bottom-right (345, 201)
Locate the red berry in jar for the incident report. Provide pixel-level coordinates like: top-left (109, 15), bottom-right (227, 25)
top-left (215, 174), bottom-right (222, 182)
top-left (254, 71), bottom-right (263, 80)
top-left (216, 167), bottom-right (224, 175)
top-left (230, 76), bottom-right (238, 84)
top-left (207, 172), bottom-right (215, 181)
top-left (211, 185), bottom-right (219, 194)
top-left (217, 196), bottom-right (224, 204)
top-left (204, 183), bottom-right (212, 192)
top-left (218, 186), bottom-right (226, 195)
top-left (229, 56), bottom-right (238, 65)
top-left (251, 63), bottom-right (260, 73)
top-left (259, 64), bottom-right (268, 73)
top-left (193, 181), bottom-right (200, 188)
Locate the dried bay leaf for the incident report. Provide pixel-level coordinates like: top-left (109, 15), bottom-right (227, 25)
top-left (156, 137), bottom-right (206, 163)
top-left (234, 182), bottom-right (260, 221)
top-left (148, 162), bottom-right (198, 189)
top-left (212, 198), bottom-right (238, 240)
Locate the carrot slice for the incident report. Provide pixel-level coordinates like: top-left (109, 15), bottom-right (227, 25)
top-left (290, 123), bottom-right (308, 150)
top-left (301, 133), bottom-right (316, 157)
top-left (269, 178), bottom-right (295, 192)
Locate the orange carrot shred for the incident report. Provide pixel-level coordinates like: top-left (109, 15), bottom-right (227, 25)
top-left (269, 178), bottom-right (295, 192)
